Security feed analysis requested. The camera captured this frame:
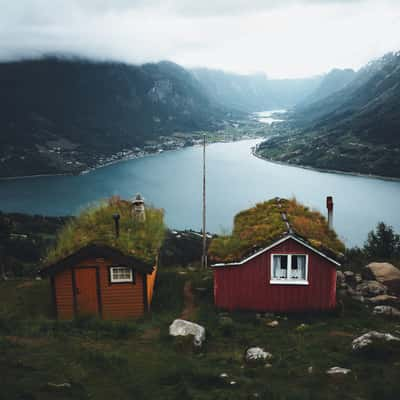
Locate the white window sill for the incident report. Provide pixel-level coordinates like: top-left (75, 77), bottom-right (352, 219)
top-left (270, 280), bottom-right (309, 285)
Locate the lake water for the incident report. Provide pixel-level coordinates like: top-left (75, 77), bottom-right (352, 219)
top-left (1, 138), bottom-right (400, 248)
top-left (254, 109), bottom-right (286, 124)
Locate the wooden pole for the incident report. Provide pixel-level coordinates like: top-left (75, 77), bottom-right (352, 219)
top-left (202, 133), bottom-right (207, 269)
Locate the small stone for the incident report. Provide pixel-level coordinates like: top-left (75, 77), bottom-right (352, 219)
top-left (296, 323), bottom-right (308, 331)
top-left (326, 367), bottom-right (351, 375)
top-left (266, 320), bottom-right (279, 327)
top-left (230, 381), bottom-right (236, 385)
top-left (352, 331), bottom-right (400, 351)
top-left (245, 347), bottom-right (273, 362)
top-left (308, 366), bottom-right (313, 374)
top-left (219, 373), bottom-right (228, 378)
top-left (264, 363), bottom-right (272, 368)
top-left (47, 382), bottom-right (72, 389)
top-left (372, 305), bottom-right (400, 317)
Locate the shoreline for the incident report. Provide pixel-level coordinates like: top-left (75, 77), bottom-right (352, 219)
top-left (252, 147), bottom-right (400, 183)
top-left (0, 135), bottom-right (262, 182)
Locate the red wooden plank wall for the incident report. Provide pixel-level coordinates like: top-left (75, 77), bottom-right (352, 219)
top-left (213, 238), bottom-right (337, 312)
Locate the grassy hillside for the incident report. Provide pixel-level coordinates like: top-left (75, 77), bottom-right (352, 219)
top-left (1, 268), bottom-right (400, 400)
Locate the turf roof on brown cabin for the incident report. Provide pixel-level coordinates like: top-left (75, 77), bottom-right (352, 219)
top-left (43, 197), bottom-right (166, 271)
top-left (208, 198), bottom-right (345, 264)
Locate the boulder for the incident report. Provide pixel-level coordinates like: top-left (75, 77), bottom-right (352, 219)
top-left (336, 271), bottom-right (345, 283)
top-left (169, 319), bottom-right (206, 347)
top-left (326, 367), bottom-right (351, 375)
top-left (372, 305), bottom-right (400, 317)
top-left (364, 263), bottom-right (400, 294)
top-left (344, 271), bottom-right (356, 287)
top-left (366, 294), bottom-right (398, 305)
top-left (352, 331), bottom-right (400, 351)
top-left (245, 347), bottom-right (272, 362)
top-left (356, 280), bottom-right (387, 297)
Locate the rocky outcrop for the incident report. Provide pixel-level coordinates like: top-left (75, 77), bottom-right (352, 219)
top-left (364, 263), bottom-right (400, 294)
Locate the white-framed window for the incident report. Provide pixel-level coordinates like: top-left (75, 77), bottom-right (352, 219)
top-left (270, 254), bottom-right (308, 285)
top-left (109, 266), bottom-right (134, 283)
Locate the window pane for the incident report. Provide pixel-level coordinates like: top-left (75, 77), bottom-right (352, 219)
top-left (273, 255), bottom-right (287, 279)
top-left (111, 266), bottom-right (132, 282)
top-left (291, 256), bottom-right (306, 279)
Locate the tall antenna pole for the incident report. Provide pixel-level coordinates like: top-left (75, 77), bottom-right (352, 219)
top-left (202, 133), bottom-right (207, 269)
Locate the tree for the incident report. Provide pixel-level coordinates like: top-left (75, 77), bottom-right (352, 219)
top-left (363, 222), bottom-right (400, 260)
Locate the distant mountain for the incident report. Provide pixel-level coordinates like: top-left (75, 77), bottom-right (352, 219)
top-left (0, 57), bottom-right (235, 177)
top-left (191, 68), bottom-right (322, 112)
top-left (298, 68), bottom-right (356, 107)
top-left (257, 52), bottom-right (400, 178)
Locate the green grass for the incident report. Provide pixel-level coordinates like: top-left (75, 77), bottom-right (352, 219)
top-left (1, 269), bottom-right (400, 400)
top-left (45, 197), bottom-right (165, 265)
top-left (209, 198), bottom-right (345, 263)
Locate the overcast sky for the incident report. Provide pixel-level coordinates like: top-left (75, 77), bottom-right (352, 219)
top-left (1, 0), bottom-right (400, 78)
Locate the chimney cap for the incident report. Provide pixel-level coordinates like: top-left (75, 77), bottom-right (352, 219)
top-left (132, 193), bottom-right (144, 203)
top-left (326, 196), bottom-right (333, 211)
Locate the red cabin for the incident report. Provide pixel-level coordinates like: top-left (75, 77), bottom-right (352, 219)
top-left (40, 196), bottom-right (164, 320)
top-left (209, 198), bottom-right (344, 313)
top-left (41, 244), bottom-right (158, 320)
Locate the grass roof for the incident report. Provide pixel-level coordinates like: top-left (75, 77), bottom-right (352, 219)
top-left (46, 196), bottom-right (166, 265)
top-left (208, 198), bottom-right (345, 263)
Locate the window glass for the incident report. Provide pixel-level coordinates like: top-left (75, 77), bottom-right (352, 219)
top-left (291, 255), bottom-right (306, 279)
top-left (110, 266), bottom-right (133, 283)
top-left (272, 254), bottom-right (307, 281)
top-left (273, 255), bottom-right (288, 279)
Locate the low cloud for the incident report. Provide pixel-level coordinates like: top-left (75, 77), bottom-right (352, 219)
top-left (0, 0), bottom-right (399, 77)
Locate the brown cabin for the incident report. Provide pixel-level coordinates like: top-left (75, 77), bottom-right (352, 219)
top-left (41, 244), bottom-right (157, 320)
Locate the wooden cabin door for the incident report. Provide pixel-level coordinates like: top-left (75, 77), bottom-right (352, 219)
top-left (74, 268), bottom-right (99, 316)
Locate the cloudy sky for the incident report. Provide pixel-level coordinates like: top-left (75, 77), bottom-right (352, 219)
top-left (1, 0), bottom-right (400, 78)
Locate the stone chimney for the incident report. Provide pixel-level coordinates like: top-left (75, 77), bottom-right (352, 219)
top-left (326, 196), bottom-right (333, 229)
top-left (132, 194), bottom-right (146, 222)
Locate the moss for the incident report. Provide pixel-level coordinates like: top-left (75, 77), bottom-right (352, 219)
top-left (45, 196), bottom-right (166, 265)
top-left (209, 198), bottom-right (345, 263)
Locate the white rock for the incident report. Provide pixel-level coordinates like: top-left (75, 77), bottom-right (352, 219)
top-left (352, 331), bottom-right (400, 351)
top-left (266, 320), bottom-right (279, 327)
top-left (230, 381), bottom-right (236, 385)
top-left (245, 347), bottom-right (273, 362)
top-left (372, 305), bottom-right (400, 317)
top-left (169, 319), bottom-right (206, 347)
top-left (219, 373), bottom-right (228, 378)
top-left (326, 367), bottom-right (351, 375)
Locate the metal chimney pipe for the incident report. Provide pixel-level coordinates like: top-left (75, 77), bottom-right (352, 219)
top-left (326, 196), bottom-right (333, 229)
top-left (112, 213), bottom-right (120, 238)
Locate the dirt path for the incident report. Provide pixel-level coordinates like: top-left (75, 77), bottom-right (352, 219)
top-left (180, 280), bottom-right (196, 320)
